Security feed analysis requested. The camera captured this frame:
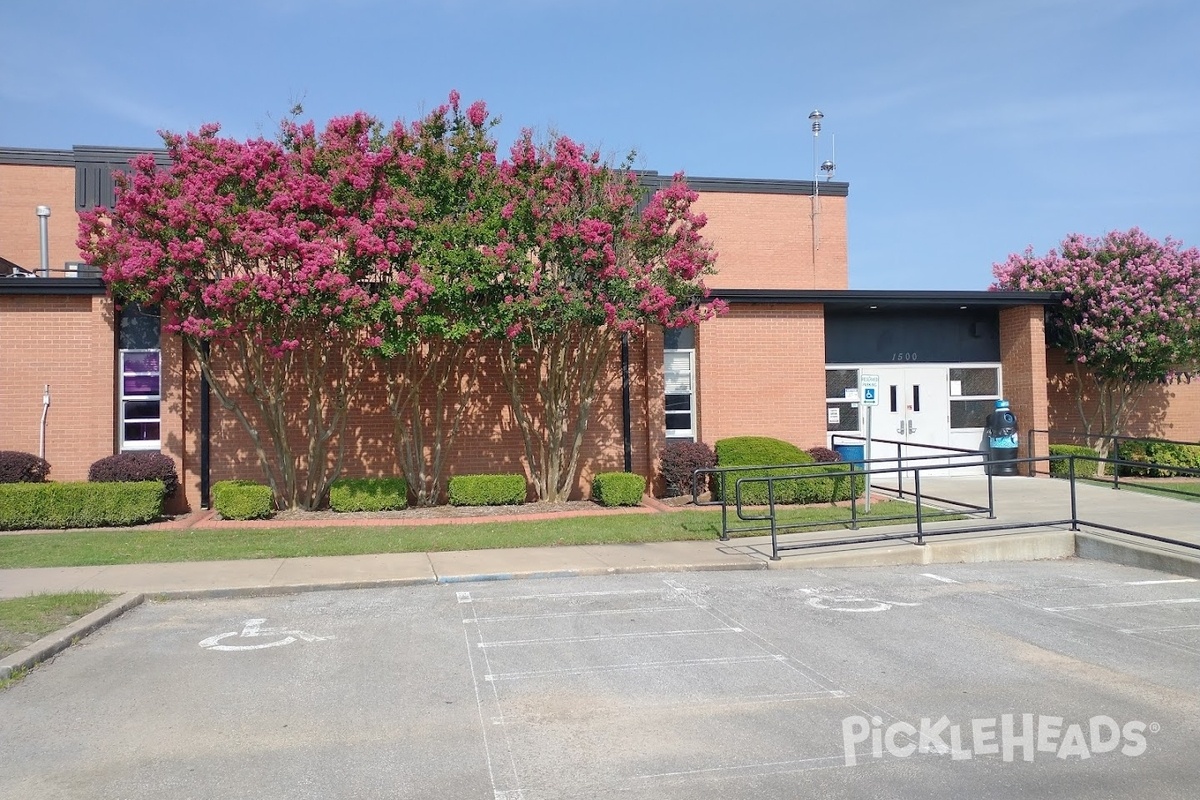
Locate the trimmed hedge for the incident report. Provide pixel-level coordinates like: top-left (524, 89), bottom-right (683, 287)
top-left (592, 472), bottom-right (646, 507)
top-left (659, 440), bottom-right (717, 497)
top-left (714, 436), bottom-right (826, 505)
top-left (1116, 439), bottom-right (1200, 477)
top-left (1049, 445), bottom-right (1099, 478)
top-left (0, 481), bottom-right (164, 530)
top-left (212, 480), bottom-right (274, 520)
top-left (448, 474), bottom-right (527, 506)
top-left (88, 452), bottom-right (179, 498)
top-left (0, 450), bottom-right (51, 483)
top-left (329, 477), bottom-right (408, 512)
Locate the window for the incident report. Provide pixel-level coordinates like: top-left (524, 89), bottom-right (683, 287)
top-left (825, 368), bottom-right (861, 433)
top-left (949, 366), bottom-right (1001, 429)
top-left (118, 305), bottom-right (161, 451)
top-left (664, 327), bottom-right (696, 440)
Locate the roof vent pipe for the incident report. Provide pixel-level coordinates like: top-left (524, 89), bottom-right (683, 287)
top-left (36, 205), bottom-right (51, 277)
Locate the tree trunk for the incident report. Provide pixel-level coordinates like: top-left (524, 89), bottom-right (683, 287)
top-left (387, 337), bottom-right (477, 506)
top-left (501, 324), bottom-right (619, 502)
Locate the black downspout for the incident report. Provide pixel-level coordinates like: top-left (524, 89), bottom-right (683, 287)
top-left (199, 341), bottom-right (211, 509)
top-left (621, 333), bottom-right (632, 473)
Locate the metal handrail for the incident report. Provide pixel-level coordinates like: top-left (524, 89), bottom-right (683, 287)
top-left (1028, 428), bottom-right (1200, 485)
top-left (692, 450), bottom-right (988, 539)
top-left (699, 451), bottom-right (1200, 561)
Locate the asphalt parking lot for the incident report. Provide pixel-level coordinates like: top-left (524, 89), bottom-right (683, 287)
top-left (2, 559), bottom-right (1198, 799)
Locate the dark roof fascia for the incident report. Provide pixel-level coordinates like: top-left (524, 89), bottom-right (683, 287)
top-left (711, 288), bottom-right (1061, 309)
top-left (0, 278), bottom-right (106, 296)
top-left (73, 145), bottom-right (170, 166)
top-left (637, 170), bottom-right (849, 197)
top-left (0, 145), bottom-right (170, 168)
top-left (0, 147), bottom-right (75, 167)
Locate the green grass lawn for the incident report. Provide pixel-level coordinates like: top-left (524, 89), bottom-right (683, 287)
top-left (1111, 478), bottom-right (1200, 503)
top-left (0, 592), bottom-right (115, 662)
top-left (0, 500), bottom-right (952, 569)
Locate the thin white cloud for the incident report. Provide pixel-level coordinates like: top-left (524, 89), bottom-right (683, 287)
top-left (931, 91), bottom-right (1198, 141)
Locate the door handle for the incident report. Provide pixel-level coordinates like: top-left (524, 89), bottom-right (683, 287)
top-left (897, 423), bottom-right (905, 435)
top-left (908, 420), bottom-right (916, 435)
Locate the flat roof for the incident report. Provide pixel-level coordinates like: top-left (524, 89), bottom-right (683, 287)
top-left (710, 288), bottom-right (1060, 311)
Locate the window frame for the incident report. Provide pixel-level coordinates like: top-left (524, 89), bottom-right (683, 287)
top-left (118, 348), bottom-right (162, 451)
top-left (663, 347), bottom-right (696, 441)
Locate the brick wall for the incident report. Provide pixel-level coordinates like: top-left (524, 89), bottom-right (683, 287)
top-left (999, 305), bottom-right (1050, 461)
top-left (1047, 348), bottom-right (1200, 443)
top-left (693, 192), bottom-right (848, 290)
top-left (177, 333), bottom-right (658, 509)
top-left (0, 294), bottom-right (116, 480)
top-left (0, 164), bottom-right (78, 273)
top-left (695, 303), bottom-right (826, 449)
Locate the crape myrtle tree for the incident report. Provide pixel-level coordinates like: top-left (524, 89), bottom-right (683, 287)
top-left (992, 228), bottom-right (1200, 457)
top-left (370, 92), bottom-right (503, 506)
top-left (80, 113), bottom-right (430, 510)
top-left (488, 132), bottom-right (725, 502)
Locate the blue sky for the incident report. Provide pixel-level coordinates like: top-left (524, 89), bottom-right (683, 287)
top-left (2, 0), bottom-right (1197, 290)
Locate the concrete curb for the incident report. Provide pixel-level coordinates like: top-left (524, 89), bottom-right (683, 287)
top-left (147, 576), bottom-right (440, 601)
top-left (0, 592), bottom-right (144, 680)
top-left (1075, 530), bottom-right (1200, 579)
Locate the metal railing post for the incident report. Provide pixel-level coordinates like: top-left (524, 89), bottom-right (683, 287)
top-left (1027, 429), bottom-right (1036, 476)
top-left (1069, 456), bottom-right (1079, 531)
top-left (986, 466), bottom-right (996, 520)
top-left (897, 442), bottom-right (905, 497)
top-left (849, 464), bottom-right (859, 530)
top-left (768, 478), bottom-right (781, 561)
top-left (719, 472), bottom-right (729, 541)
top-left (914, 469), bottom-right (924, 546)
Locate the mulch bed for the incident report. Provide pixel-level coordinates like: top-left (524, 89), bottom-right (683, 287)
top-left (270, 500), bottom-right (609, 522)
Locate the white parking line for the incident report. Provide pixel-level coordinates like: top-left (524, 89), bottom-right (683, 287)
top-left (921, 573), bottom-right (960, 584)
top-left (469, 605), bottom-right (693, 623)
top-left (1119, 623), bottom-right (1200, 634)
top-left (478, 627), bottom-right (742, 648)
top-left (467, 589), bottom-right (668, 603)
top-left (484, 653), bottom-right (783, 681)
top-left (1124, 578), bottom-right (1198, 586)
top-left (1044, 597), bottom-right (1200, 612)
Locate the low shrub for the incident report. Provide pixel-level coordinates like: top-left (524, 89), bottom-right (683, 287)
top-left (1116, 439), bottom-right (1200, 477)
top-left (212, 480), bottom-right (274, 520)
top-left (448, 474), bottom-right (527, 506)
top-left (0, 481), bottom-right (163, 530)
top-left (88, 452), bottom-right (179, 498)
top-left (713, 436), bottom-right (828, 505)
top-left (806, 447), bottom-right (843, 464)
top-left (1049, 445), bottom-right (1099, 478)
top-left (329, 477), bottom-right (408, 512)
top-left (592, 472), bottom-right (646, 507)
top-left (0, 450), bottom-right (51, 483)
top-left (659, 440), bottom-right (717, 497)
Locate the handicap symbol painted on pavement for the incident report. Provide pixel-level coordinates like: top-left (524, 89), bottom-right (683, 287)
top-left (199, 618), bottom-right (335, 651)
top-left (805, 595), bottom-right (921, 613)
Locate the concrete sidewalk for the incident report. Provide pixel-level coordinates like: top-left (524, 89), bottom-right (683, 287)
top-left (1, 476), bottom-right (1197, 602)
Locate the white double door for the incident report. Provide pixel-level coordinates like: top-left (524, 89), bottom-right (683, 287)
top-left (865, 366), bottom-right (953, 479)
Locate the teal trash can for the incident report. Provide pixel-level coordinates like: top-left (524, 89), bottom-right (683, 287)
top-left (833, 444), bottom-right (865, 468)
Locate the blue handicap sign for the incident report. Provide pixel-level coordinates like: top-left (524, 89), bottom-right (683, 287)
top-left (863, 388), bottom-right (876, 401)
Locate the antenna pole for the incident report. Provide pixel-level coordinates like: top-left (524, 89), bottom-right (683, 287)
top-left (808, 110), bottom-right (823, 266)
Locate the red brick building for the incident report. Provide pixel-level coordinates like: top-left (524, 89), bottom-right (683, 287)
top-left (3, 145), bottom-right (1196, 510)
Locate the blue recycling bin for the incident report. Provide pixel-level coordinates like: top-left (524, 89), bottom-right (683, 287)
top-left (833, 444), bottom-right (865, 468)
